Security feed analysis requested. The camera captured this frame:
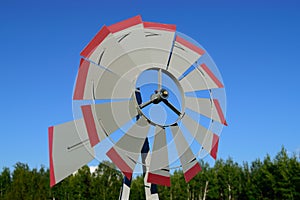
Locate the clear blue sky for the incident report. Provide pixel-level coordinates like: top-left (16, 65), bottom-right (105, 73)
top-left (0, 0), bottom-right (299, 170)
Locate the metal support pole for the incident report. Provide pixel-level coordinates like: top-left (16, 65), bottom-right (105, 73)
top-left (142, 138), bottom-right (159, 200)
top-left (119, 176), bottom-right (131, 200)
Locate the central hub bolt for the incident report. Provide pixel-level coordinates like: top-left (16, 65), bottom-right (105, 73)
top-left (160, 89), bottom-right (169, 99)
top-left (151, 89), bottom-right (169, 104)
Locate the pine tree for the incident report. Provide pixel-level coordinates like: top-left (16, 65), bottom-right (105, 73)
top-left (131, 175), bottom-right (145, 199)
top-left (0, 147), bottom-right (299, 199)
top-left (0, 167), bottom-right (11, 200)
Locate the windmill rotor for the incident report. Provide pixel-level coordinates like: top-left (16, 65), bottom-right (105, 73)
top-left (49, 15), bottom-right (227, 199)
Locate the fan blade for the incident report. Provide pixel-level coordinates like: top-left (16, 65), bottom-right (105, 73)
top-left (80, 23), bottom-right (140, 80)
top-left (73, 59), bottom-right (133, 100)
top-left (80, 25), bottom-right (134, 73)
top-left (107, 116), bottom-right (150, 180)
top-left (168, 35), bottom-right (205, 78)
top-left (180, 63), bottom-right (224, 92)
top-left (181, 114), bottom-right (220, 159)
top-left (108, 16), bottom-right (151, 66)
top-left (106, 15), bottom-right (154, 81)
top-left (80, 25), bottom-right (111, 61)
top-left (143, 21), bottom-right (176, 67)
top-left (73, 58), bottom-right (103, 100)
top-left (108, 18), bottom-right (177, 80)
top-left (170, 125), bottom-right (201, 182)
top-left (185, 97), bottom-right (227, 126)
top-left (48, 119), bottom-right (95, 187)
top-left (80, 105), bottom-right (106, 147)
top-left (94, 68), bottom-right (135, 100)
top-left (81, 99), bottom-right (138, 144)
top-left (147, 127), bottom-right (171, 187)
top-left (198, 63), bottom-right (224, 88)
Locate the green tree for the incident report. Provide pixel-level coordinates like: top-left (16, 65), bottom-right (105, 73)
top-left (130, 175), bottom-right (145, 200)
top-left (170, 170), bottom-right (187, 200)
top-left (239, 162), bottom-right (256, 200)
top-left (51, 173), bottom-right (74, 199)
top-left (206, 165), bottom-right (220, 200)
top-left (69, 165), bottom-right (92, 199)
top-left (91, 161), bottom-right (122, 200)
top-left (157, 181), bottom-right (170, 200)
top-left (211, 158), bottom-right (242, 200)
top-left (8, 162), bottom-right (32, 200)
top-left (29, 166), bottom-right (50, 199)
top-left (0, 167), bottom-right (11, 200)
top-left (188, 161), bottom-right (211, 200)
top-left (289, 152), bottom-right (300, 199)
top-left (272, 147), bottom-right (300, 199)
top-left (260, 155), bottom-right (276, 199)
top-left (1, 147), bottom-right (299, 199)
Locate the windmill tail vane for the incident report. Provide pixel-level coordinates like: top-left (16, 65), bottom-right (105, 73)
top-left (49, 15), bottom-right (227, 199)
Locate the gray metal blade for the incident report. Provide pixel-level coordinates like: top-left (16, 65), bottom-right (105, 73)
top-left (170, 125), bottom-right (201, 182)
top-left (180, 64), bottom-right (224, 92)
top-left (168, 35), bottom-right (204, 78)
top-left (49, 119), bottom-right (94, 186)
top-left (181, 114), bottom-right (214, 154)
top-left (107, 116), bottom-right (151, 180)
top-left (147, 127), bottom-right (170, 186)
top-left (185, 97), bottom-right (227, 125)
top-left (93, 98), bottom-right (138, 136)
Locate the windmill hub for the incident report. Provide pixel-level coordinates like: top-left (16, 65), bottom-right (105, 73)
top-left (160, 89), bottom-right (169, 99)
top-left (135, 68), bottom-right (186, 127)
top-left (151, 89), bottom-right (169, 104)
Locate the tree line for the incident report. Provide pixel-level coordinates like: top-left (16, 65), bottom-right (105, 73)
top-left (0, 147), bottom-right (299, 200)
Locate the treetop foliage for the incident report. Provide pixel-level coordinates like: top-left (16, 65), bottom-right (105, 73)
top-left (0, 147), bottom-right (299, 200)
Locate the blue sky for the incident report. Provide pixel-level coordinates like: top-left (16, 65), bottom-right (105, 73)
top-left (0, 0), bottom-right (300, 170)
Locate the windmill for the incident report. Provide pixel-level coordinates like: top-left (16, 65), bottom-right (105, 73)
top-left (48, 15), bottom-right (227, 199)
